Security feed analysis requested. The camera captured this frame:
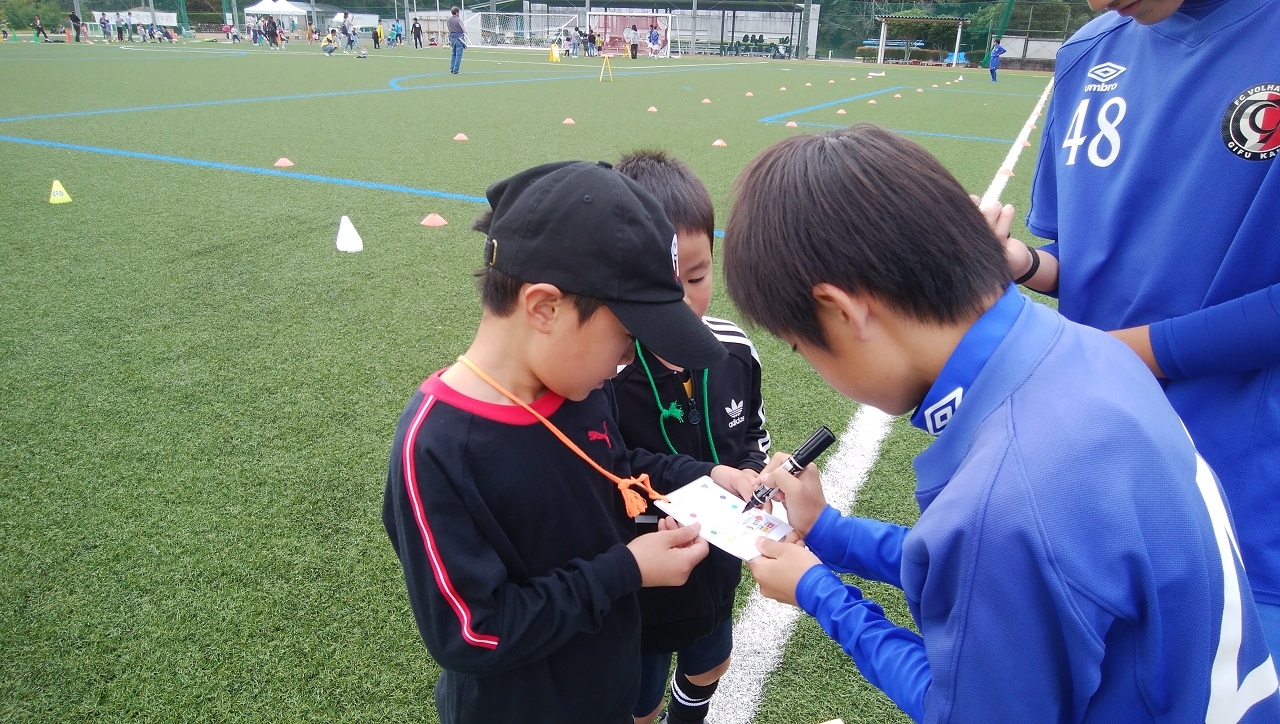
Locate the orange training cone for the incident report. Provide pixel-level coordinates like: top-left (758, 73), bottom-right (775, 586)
top-left (274, 158), bottom-right (294, 167)
top-left (421, 213), bottom-right (448, 227)
top-left (1023, 140), bottom-right (1032, 147)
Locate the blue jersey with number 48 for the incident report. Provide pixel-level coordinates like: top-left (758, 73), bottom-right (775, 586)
top-left (1027, 0), bottom-right (1280, 609)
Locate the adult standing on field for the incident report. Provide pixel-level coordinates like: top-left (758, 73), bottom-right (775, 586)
top-left (411, 17), bottom-right (422, 48)
top-left (68, 11), bottom-right (81, 41)
top-left (33, 14), bottom-right (50, 41)
top-left (447, 6), bottom-right (465, 74)
top-left (1009, 0), bottom-right (1280, 662)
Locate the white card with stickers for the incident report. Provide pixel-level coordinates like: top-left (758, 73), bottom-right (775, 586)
top-left (654, 476), bottom-right (794, 561)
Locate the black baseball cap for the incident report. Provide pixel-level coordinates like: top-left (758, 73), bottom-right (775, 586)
top-left (483, 161), bottom-right (726, 370)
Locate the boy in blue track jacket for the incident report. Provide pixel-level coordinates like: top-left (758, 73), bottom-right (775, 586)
top-left (723, 124), bottom-right (1280, 722)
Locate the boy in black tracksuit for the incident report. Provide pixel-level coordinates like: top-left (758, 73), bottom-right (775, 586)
top-left (383, 161), bottom-right (760, 724)
top-left (612, 151), bottom-right (771, 724)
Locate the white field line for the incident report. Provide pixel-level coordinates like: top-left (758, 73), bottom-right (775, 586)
top-left (980, 78), bottom-right (1055, 207)
top-left (710, 81), bottom-right (1055, 724)
top-left (708, 405), bottom-right (893, 724)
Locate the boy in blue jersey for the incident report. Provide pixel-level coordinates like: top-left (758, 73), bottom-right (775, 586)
top-left (612, 151), bottom-right (772, 724)
top-left (723, 124), bottom-right (1279, 722)
top-left (987, 37), bottom-right (1006, 81)
top-left (1001, 0), bottom-right (1280, 660)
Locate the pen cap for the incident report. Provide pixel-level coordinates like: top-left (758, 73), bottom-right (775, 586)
top-left (792, 425), bottom-right (837, 468)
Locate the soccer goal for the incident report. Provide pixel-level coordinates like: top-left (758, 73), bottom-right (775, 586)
top-left (586, 13), bottom-right (677, 58)
top-left (463, 11), bottom-right (577, 48)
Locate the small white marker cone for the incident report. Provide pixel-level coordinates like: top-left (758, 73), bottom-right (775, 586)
top-left (868, 99), bottom-right (877, 104)
top-left (836, 108), bottom-right (846, 115)
top-left (1023, 140), bottom-right (1033, 147)
top-left (828, 79), bottom-right (835, 84)
top-left (868, 71), bottom-right (885, 77)
top-left (711, 138), bottom-right (727, 147)
top-left (647, 106), bottom-right (658, 112)
top-left (421, 213), bottom-right (448, 227)
top-left (336, 215), bottom-right (363, 253)
top-left (893, 93), bottom-right (902, 98)
top-left (849, 77), bottom-right (857, 81)
top-left (958, 75), bottom-right (964, 80)
top-left (274, 157), bottom-right (294, 168)
top-left (804, 82), bottom-right (812, 87)
top-left (945, 81), bottom-right (952, 85)
top-left (453, 133), bottom-right (468, 141)
top-left (785, 121), bottom-right (798, 127)
top-left (745, 91), bottom-right (754, 96)
top-left (998, 168), bottom-right (1015, 177)
top-left (916, 88), bottom-right (924, 93)
top-left (563, 118), bottom-right (575, 124)
top-left (779, 86), bottom-right (787, 91)
top-left (702, 98), bottom-right (711, 104)
top-left (932, 84), bottom-right (939, 88)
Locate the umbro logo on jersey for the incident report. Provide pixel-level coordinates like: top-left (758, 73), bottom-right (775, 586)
top-left (923, 387), bottom-right (963, 436)
top-left (1221, 83), bottom-right (1280, 161)
top-left (725, 399), bottom-right (746, 428)
top-left (1084, 62), bottom-right (1126, 92)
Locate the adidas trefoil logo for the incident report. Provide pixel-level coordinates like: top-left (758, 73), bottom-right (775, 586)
top-left (725, 399), bottom-right (746, 428)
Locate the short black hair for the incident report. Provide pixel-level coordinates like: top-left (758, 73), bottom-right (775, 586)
top-left (723, 124), bottom-right (1010, 350)
top-left (615, 150), bottom-right (715, 253)
top-left (470, 211), bottom-right (604, 322)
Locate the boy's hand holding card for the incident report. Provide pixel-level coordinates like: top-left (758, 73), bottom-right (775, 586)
top-left (654, 476), bottom-right (793, 561)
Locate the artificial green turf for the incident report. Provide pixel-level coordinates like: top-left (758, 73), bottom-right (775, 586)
top-left (1, 41), bottom-right (1050, 722)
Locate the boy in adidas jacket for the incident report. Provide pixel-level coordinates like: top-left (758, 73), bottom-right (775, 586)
top-left (611, 151), bottom-right (770, 724)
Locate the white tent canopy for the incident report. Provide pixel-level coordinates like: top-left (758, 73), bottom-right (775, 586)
top-left (243, 0), bottom-right (309, 15)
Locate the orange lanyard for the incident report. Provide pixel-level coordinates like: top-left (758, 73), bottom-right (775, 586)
top-left (455, 356), bottom-right (666, 518)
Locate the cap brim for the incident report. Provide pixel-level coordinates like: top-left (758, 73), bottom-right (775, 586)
top-left (608, 299), bottom-right (727, 370)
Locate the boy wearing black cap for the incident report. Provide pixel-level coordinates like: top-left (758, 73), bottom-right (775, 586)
top-left (383, 161), bottom-right (758, 724)
top-left (612, 150), bottom-right (770, 724)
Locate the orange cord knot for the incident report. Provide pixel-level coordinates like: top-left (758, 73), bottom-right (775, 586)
top-left (615, 473), bottom-right (668, 518)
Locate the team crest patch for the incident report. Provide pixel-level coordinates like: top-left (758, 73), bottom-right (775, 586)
top-left (1221, 83), bottom-right (1280, 161)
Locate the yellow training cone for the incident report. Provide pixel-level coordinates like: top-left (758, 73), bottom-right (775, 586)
top-left (711, 139), bottom-right (727, 147)
top-left (421, 213), bottom-right (448, 227)
top-left (453, 133), bottom-right (469, 141)
top-left (49, 180), bottom-right (71, 204)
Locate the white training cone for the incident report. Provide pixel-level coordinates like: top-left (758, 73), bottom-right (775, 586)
top-left (1023, 140), bottom-right (1033, 147)
top-left (868, 99), bottom-right (877, 104)
top-left (836, 108), bottom-right (846, 115)
top-left (711, 138), bottom-right (727, 147)
top-left (785, 121), bottom-right (798, 127)
top-left (453, 133), bottom-right (469, 141)
top-left (945, 81), bottom-right (952, 85)
top-left (563, 118), bottom-right (575, 124)
top-left (647, 106), bottom-right (658, 112)
top-left (868, 71), bottom-right (885, 77)
top-left (702, 98), bottom-right (711, 104)
top-left (745, 91), bottom-right (754, 96)
top-left (274, 157), bottom-right (294, 167)
top-left (804, 82), bottom-right (812, 87)
top-left (932, 84), bottom-right (939, 88)
top-left (779, 86), bottom-right (787, 91)
top-left (828, 79), bottom-right (835, 84)
top-left (849, 77), bottom-right (857, 81)
top-left (916, 88), bottom-right (924, 92)
top-left (421, 213), bottom-right (448, 227)
top-left (336, 215), bottom-right (363, 253)
top-left (893, 93), bottom-right (902, 98)
top-left (998, 168), bottom-right (1015, 177)
top-left (958, 75), bottom-right (964, 80)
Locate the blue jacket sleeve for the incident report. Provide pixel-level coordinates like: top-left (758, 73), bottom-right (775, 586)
top-left (1149, 283), bottom-right (1280, 379)
top-left (797, 566), bottom-right (931, 722)
top-left (804, 505), bottom-right (908, 588)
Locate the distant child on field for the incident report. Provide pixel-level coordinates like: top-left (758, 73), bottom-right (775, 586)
top-left (383, 161), bottom-right (759, 724)
top-left (988, 37), bottom-right (1006, 81)
top-left (724, 125), bottom-right (1280, 721)
top-left (611, 150), bottom-right (770, 724)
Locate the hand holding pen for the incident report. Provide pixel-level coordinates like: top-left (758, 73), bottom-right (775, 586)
top-left (742, 425), bottom-right (836, 514)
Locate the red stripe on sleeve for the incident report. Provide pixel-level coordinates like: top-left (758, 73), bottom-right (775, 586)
top-left (402, 394), bottom-right (501, 650)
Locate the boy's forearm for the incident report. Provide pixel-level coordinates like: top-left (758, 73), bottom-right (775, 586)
top-left (806, 506), bottom-right (908, 587)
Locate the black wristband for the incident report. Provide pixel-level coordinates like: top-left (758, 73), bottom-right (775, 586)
top-left (1014, 245), bottom-right (1041, 285)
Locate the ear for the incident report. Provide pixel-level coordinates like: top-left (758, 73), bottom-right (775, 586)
top-left (812, 283), bottom-right (873, 341)
top-left (521, 283), bottom-right (566, 333)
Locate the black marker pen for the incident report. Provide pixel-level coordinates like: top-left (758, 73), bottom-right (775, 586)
top-left (742, 425), bottom-right (836, 513)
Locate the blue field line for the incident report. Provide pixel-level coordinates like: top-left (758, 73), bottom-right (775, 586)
top-left (0, 134), bottom-right (488, 203)
top-left (758, 87), bottom-right (907, 123)
top-left (764, 120), bottom-right (1013, 144)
